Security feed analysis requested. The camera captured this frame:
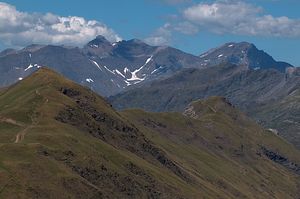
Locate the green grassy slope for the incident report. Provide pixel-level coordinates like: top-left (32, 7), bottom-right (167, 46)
top-left (0, 68), bottom-right (299, 199)
top-left (122, 97), bottom-right (300, 199)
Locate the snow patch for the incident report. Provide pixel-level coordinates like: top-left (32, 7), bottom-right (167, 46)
top-left (87, 55), bottom-right (154, 87)
top-left (218, 54), bottom-right (223, 58)
top-left (228, 44), bottom-right (234, 47)
top-left (103, 65), bottom-right (115, 74)
top-left (24, 64), bottom-right (33, 71)
top-left (124, 80), bottom-right (131, 86)
top-left (126, 56), bottom-right (152, 82)
top-left (145, 55), bottom-right (153, 65)
top-left (34, 64), bottom-right (42, 69)
top-left (126, 71), bottom-right (145, 82)
top-left (91, 44), bottom-right (98, 48)
top-left (29, 53), bottom-right (32, 58)
top-left (90, 60), bottom-right (102, 71)
top-left (24, 63), bottom-right (43, 71)
top-left (124, 67), bottom-right (130, 74)
top-left (267, 128), bottom-right (279, 135)
top-left (200, 53), bottom-right (208, 58)
top-left (18, 77), bottom-right (23, 81)
top-left (151, 66), bottom-right (163, 74)
top-left (86, 78), bottom-right (94, 83)
top-left (114, 69), bottom-right (125, 78)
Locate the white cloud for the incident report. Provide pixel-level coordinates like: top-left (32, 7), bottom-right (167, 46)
top-left (0, 2), bottom-right (121, 47)
top-left (173, 21), bottom-right (199, 35)
top-left (144, 23), bottom-right (172, 46)
top-left (182, 1), bottom-right (300, 37)
top-left (144, 21), bottom-right (198, 46)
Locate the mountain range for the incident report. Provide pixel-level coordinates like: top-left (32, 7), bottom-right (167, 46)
top-left (1, 35), bottom-right (299, 148)
top-left (0, 36), bottom-right (292, 97)
top-left (0, 36), bottom-right (204, 96)
top-left (0, 68), bottom-right (299, 198)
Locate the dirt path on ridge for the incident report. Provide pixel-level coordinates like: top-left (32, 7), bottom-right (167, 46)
top-left (13, 89), bottom-right (48, 143)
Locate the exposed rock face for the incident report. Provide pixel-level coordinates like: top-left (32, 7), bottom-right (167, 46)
top-left (260, 146), bottom-right (300, 175)
top-left (183, 105), bottom-right (199, 119)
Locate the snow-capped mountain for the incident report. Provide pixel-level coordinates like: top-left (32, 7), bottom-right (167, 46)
top-left (0, 36), bottom-right (204, 96)
top-left (83, 37), bottom-right (204, 87)
top-left (199, 42), bottom-right (292, 72)
top-left (0, 37), bottom-right (293, 96)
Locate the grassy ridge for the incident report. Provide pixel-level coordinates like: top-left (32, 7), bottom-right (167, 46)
top-left (0, 68), bottom-right (299, 198)
top-left (122, 101), bottom-right (300, 198)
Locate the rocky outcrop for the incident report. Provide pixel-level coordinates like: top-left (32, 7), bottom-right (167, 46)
top-left (260, 146), bottom-right (300, 175)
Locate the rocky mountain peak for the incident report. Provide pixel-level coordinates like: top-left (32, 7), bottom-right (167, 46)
top-left (86, 35), bottom-right (112, 47)
top-left (199, 41), bottom-right (292, 72)
top-left (83, 35), bottom-right (114, 58)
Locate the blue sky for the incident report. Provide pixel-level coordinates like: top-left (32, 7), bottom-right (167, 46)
top-left (0, 0), bottom-right (300, 65)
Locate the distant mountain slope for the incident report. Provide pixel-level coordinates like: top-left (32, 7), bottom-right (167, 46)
top-left (0, 68), bottom-right (299, 198)
top-left (252, 87), bottom-right (300, 148)
top-left (109, 64), bottom-right (300, 149)
top-left (110, 63), bottom-right (298, 112)
top-left (0, 36), bottom-right (293, 97)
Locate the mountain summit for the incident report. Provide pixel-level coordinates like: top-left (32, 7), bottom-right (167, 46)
top-left (199, 42), bottom-right (292, 72)
top-left (84, 35), bottom-right (114, 56)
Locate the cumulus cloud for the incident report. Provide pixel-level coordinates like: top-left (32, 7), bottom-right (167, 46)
top-left (0, 2), bottom-right (121, 47)
top-left (182, 1), bottom-right (300, 37)
top-left (144, 23), bottom-right (172, 46)
top-left (173, 21), bottom-right (199, 35)
top-left (146, 1), bottom-right (300, 47)
top-left (144, 21), bottom-right (198, 46)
